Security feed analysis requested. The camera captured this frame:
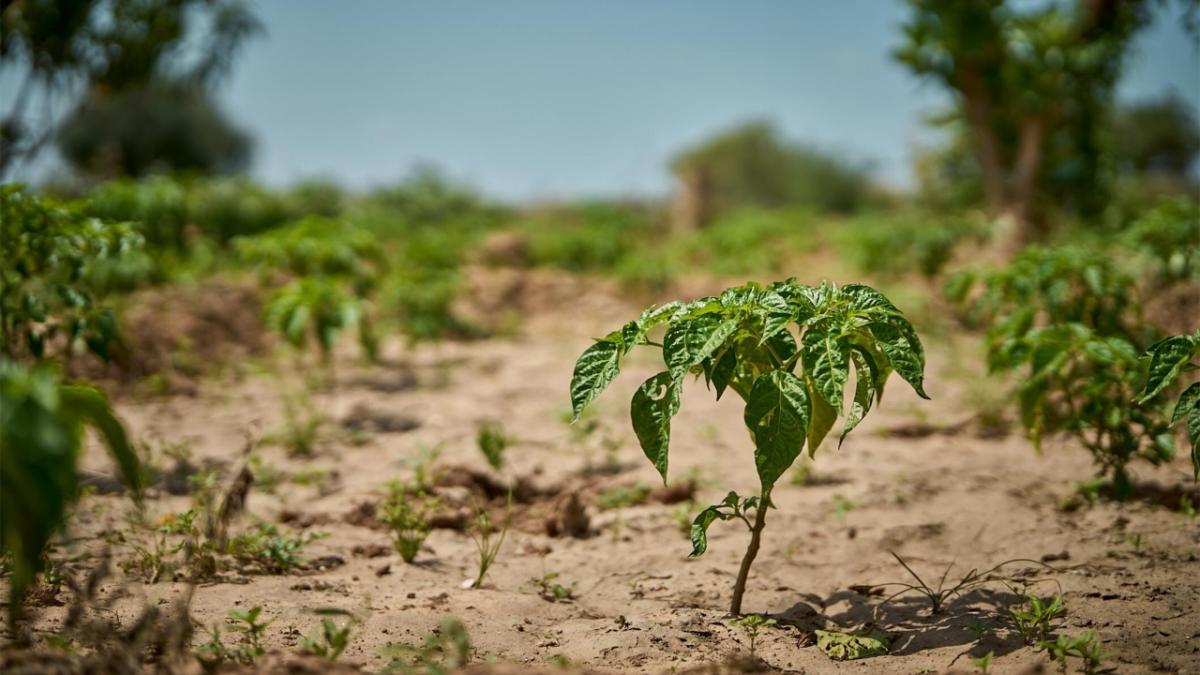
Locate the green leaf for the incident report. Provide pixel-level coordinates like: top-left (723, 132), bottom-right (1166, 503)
top-left (806, 375), bottom-right (838, 456)
top-left (802, 323), bottom-right (849, 409)
top-left (840, 350), bottom-right (877, 446)
top-left (710, 345), bottom-right (737, 401)
top-left (688, 492), bottom-right (738, 557)
top-left (868, 319), bottom-right (929, 399)
top-left (1171, 382), bottom-right (1200, 427)
top-left (1138, 335), bottom-right (1198, 404)
top-left (664, 314), bottom-right (739, 378)
top-left (815, 629), bottom-right (890, 661)
top-left (744, 370), bottom-right (811, 488)
top-left (1189, 404), bottom-right (1200, 481)
top-left (569, 337), bottom-right (624, 421)
top-left (60, 385), bottom-right (142, 504)
top-left (630, 372), bottom-right (682, 482)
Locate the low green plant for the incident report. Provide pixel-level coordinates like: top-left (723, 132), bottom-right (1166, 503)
top-left (1124, 197), bottom-right (1200, 286)
top-left (532, 571), bottom-right (576, 602)
top-left (1009, 593), bottom-right (1066, 645)
top-left (300, 609), bottom-right (357, 662)
top-left (728, 613), bottom-right (777, 656)
top-left (476, 421), bottom-right (508, 471)
top-left (382, 617), bottom-right (472, 674)
top-left (1040, 630), bottom-right (1110, 675)
top-left (1136, 330), bottom-right (1200, 478)
top-left (1, 186), bottom-right (143, 361)
top-left (570, 280), bottom-right (929, 614)
top-left (0, 361), bottom-right (142, 625)
top-left (832, 494), bottom-right (855, 522)
top-left (226, 523), bottom-right (310, 573)
top-left (195, 605), bottom-right (272, 670)
top-left (377, 484), bottom-right (436, 563)
top-left (467, 495), bottom-right (511, 589)
top-left (875, 552), bottom-right (1053, 617)
top-left (596, 483), bottom-right (652, 510)
top-left (971, 651), bottom-right (994, 673)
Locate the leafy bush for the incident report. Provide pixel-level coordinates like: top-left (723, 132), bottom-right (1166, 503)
top-left (0, 360), bottom-right (141, 624)
top-left (83, 176), bottom-right (190, 253)
top-left (1124, 197), bottom-right (1200, 286)
top-left (521, 201), bottom-right (653, 273)
top-left (838, 211), bottom-right (987, 280)
top-left (570, 280), bottom-right (927, 613)
top-left (236, 217), bottom-right (383, 360)
top-left (1, 186), bottom-right (143, 361)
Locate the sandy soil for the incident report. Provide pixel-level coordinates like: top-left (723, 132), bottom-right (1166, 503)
top-left (10, 272), bottom-right (1200, 674)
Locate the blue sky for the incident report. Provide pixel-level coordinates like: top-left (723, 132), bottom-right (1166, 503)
top-left (8, 1), bottom-right (1200, 199)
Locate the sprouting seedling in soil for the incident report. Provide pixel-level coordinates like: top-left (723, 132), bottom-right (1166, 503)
top-left (476, 421), bottom-right (508, 471)
top-left (971, 651), bottom-right (994, 674)
top-left (873, 552), bottom-right (1057, 618)
top-left (377, 483), bottom-right (436, 564)
top-left (531, 571), bottom-right (576, 602)
top-left (569, 280), bottom-right (930, 614)
top-left (466, 493), bottom-right (511, 589)
top-left (1040, 630), bottom-right (1111, 675)
top-left (301, 608), bottom-right (358, 662)
top-left (382, 617), bottom-right (471, 673)
top-left (1008, 593), bottom-right (1065, 645)
top-left (196, 605), bottom-right (272, 668)
top-left (832, 494), bottom-right (855, 522)
top-left (728, 613), bottom-right (776, 656)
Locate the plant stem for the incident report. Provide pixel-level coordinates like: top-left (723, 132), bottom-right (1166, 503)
top-left (730, 487), bottom-right (770, 615)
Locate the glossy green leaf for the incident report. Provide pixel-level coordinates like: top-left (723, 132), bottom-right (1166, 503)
top-left (630, 372), bottom-right (682, 482)
top-left (744, 370), bottom-right (811, 488)
top-left (664, 314), bottom-right (739, 378)
top-left (868, 319), bottom-right (929, 399)
top-left (689, 491), bottom-right (740, 557)
top-left (1138, 334), bottom-right (1198, 404)
top-left (569, 336), bottom-right (625, 421)
top-left (840, 350), bottom-right (876, 446)
top-left (802, 323), bottom-right (849, 409)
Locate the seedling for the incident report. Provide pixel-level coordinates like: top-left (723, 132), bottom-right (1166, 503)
top-left (832, 494), bottom-right (855, 522)
top-left (569, 280), bottom-right (929, 614)
top-left (1009, 593), bottom-right (1065, 645)
top-left (596, 483), bottom-right (652, 510)
top-left (382, 617), bottom-right (472, 674)
top-left (226, 523), bottom-right (310, 573)
top-left (531, 571), bottom-right (576, 602)
top-left (476, 421), bottom-right (508, 471)
top-left (301, 609), bottom-right (358, 662)
top-left (1040, 630), bottom-right (1111, 675)
top-left (377, 483), bottom-right (436, 563)
top-left (728, 613), bottom-right (776, 656)
top-left (467, 494), bottom-right (511, 588)
top-left (195, 605), bottom-right (272, 669)
top-left (971, 651), bottom-right (994, 673)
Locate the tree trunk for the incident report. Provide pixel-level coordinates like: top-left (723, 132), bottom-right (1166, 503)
top-left (1007, 116), bottom-right (1045, 248)
top-left (955, 64), bottom-right (1007, 218)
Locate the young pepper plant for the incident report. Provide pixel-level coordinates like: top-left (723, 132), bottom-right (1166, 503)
top-left (569, 280), bottom-right (929, 614)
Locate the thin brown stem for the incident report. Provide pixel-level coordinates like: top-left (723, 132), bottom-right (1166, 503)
top-left (729, 487), bottom-right (771, 615)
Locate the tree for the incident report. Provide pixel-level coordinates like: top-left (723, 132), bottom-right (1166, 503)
top-left (0, 0), bottom-right (260, 179)
top-left (1113, 92), bottom-right (1200, 178)
top-left (56, 77), bottom-right (252, 178)
top-left (895, 0), bottom-right (1158, 246)
top-left (669, 121), bottom-right (873, 231)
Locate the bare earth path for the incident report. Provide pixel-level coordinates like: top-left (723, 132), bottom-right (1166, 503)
top-left (45, 274), bottom-right (1200, 673)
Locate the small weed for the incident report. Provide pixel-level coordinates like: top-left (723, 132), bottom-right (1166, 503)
top-left (292, 467), bottom-right (335, 494)
top-left (728, 613), bottom-right (776, 656)
top-left (382, 617), bottom-right (471, 673)
top-left (270, 391), bottom-right (323, 457)
top-left (467, 494), bottom-right (511, 588)
top-left (477, 421), bottom-right (508, 471)
top-left (1009, 593), bottom-right (1065, 645)
top-left (300, 609), bottom-right (358, 662)
top-left (875, 552), bottom-right (1056, 617)
top-left (377, 483), bottom-right (437, 564)
top-left (1181, 495), bottom-right (1198, 519)
top-left (1040, 630), bottom-right (1111, 675)
top-left (971, 650), bottom-right (994, 673)
top-left (832, 494), bottom-right (855, 522)
top-left (669, 501), bottom-right (698, 535)
top-left (531, 572), bottom-right (576, 602)
top-left (195, 605), bottom-right (272, 669)
top-left (399, 443), bottom-right (443, 493)
top-left (227, 523), bottom-right (311, 573)
top-left (1124, 533), bottom-right (1144, 551)
top-left (596, 483), bottom-right (651, 510)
